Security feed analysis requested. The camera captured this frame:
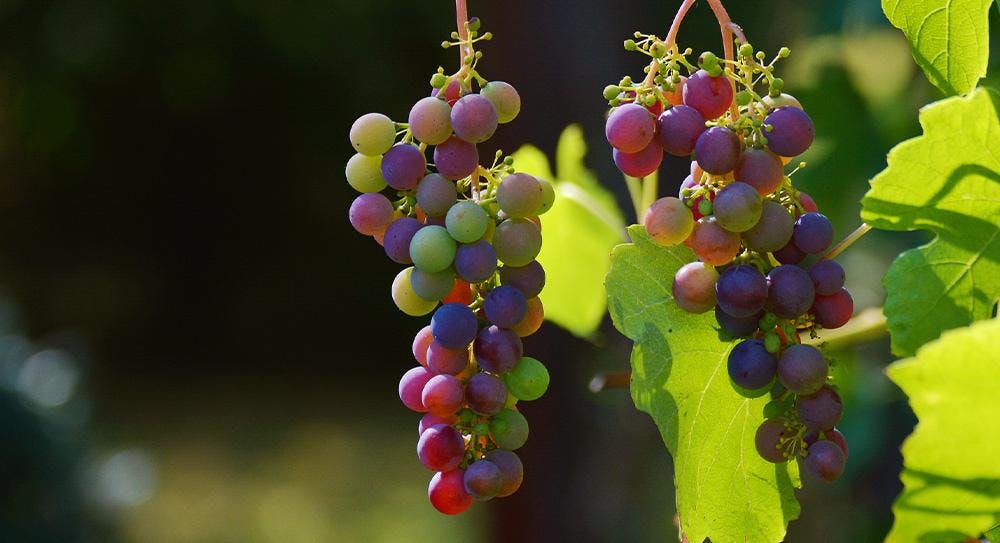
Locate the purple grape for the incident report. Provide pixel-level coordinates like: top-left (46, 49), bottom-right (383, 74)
top-left (493, 218), bottom-right (541, 266)
top-left (694, 126), bottom-right (740, 174)
top-left (777, 344), bottom-right (828, 395)
top-left (417, 424), bottom-right (465, 471)
top-left (481, 81), bottom-right (521, 124)
top-left (422, 374), bottom-right (465, 416)
top-left (383, 218), bottom-right (422, 264)
top-left (766, 265), bottom-right (816, 318)
top-left (773, 239), bottom-right (806, 264)
top-left (656, 105), bottom-right (706, 156)
top-left (804, 440), bottom-right (845, 482)
top-left (428, 469), bottom-right (473, 515)
top-left (454, 240), bottom-right (498, 283)
top-left (451, 94), bottom-right (498, 144)
top-left (793, 212), bottom-right (834, 254)
top-left (682, 69), bottom-right (734, 119)
top-left (727, 338), bottom-right (778, 391)
top-left (430, 303), bottom-right (479, 349)
top-left (465, 372), bottom-right (507, 415)
top-left (399, 366), bottom-right (433, 412)
top-left (742, 201), bottom-right (794, 252)
top-left (348, 193), bottom-right (394, 236)
top-left (713, 182), bottom-right (762, 232)
top-left (765, 106), bottom-right (814, 157)
top-left (434, 136), bottom-right (479, 180)
top-left (463, 459), bottom-right (502, 500)
top-left (416, 173), bottom-right (457, 217)
top-left (813, 288), bottom-right (854, 329)
top-left (715, 306), bottom-right (762, 338)
top-left (431, 79), bottom-right (462, 104)
top-left (605, 103), bottom-right (656, 153)
top-left (735, 148), bottom-right (784, 195)
top-left (716, 265), bottom-right (768, 318)
top-left (672, 261), bottom-right (719, 314)
top-left (418, 412), bottom-right (458, 436)
top-left (755, 419), bottom-right (793, 463)
top-left (497, 173), bottom-right (544, 218)
top-left (484, 285), bottom-right (527, 328)
top-left (809, 260), bottom-right (845, 296)
top-left (498, 260), bottom-right (545, 298)
top-left (612, 140), bottom-right (663, 178)
top-left (796, 385), bottom-right (843, 431)
top-left (804, 428), bottom-right (849, 459)
top-left (381, 143), bottom-right (426, 190)
top-left (473, 325), bottom-right (523, 374)
top-left (427, 341), bottom-right (469, 375)
top-left (484, 449), bottom-right (523, 497)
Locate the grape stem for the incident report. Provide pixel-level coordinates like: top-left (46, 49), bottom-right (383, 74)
top-left (822, 223), bottom-right (873, 261)
top-left (455, 0), bottom-right (471, 66)
top-left (641, 0), bottom-right (697, 88)
top-left (705, 0), bottom-right (740, 122)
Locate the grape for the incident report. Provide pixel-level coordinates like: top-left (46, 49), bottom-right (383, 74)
top-left (656, 105), bottom-right (706, 156)
top-left (497, 173), bottom-right (544, 218)
top-left (796, 385), bottom-right (843, 431)
top-left (773, 239), bottom-right (806, 264)
top-left (735, 148), bottom-right (784, 195)
top-left (766, 265), bottom-right (816, 318)
top-left (605, 103), bottom-right (656, 153)
top-left (474, 325), bottom-right (523, 374)
top-left (493, 218), bottom-right (542, 266)
top-left (713, 182), bottom-right (762, 232)
top-left (511, 297), bottom-right (544, 337)
top-left (427, 340), bottom-right (470, 375)
top-left (490, 408), bottom-right (529, 450)
top-left (755, 419), bottom-right (793, 463)
top-left (454, 240), bottom-right (498, 283)
top-left (381, 143), bottom-right (427, 190)
top-left (450, 94), bottom-right (498, 143)
top-left (413, 325), bottom-right (435, 367)
top-left (644, 196), bottom-right (695, 246)
top-left (778, 344), bottom-right (828, 395)
top-left (798, 192), bottom-right (818, 213)
top-left (716, 265), bottom-right (768, 318)
top-left (346, 153), bottom-right (387, 193)
top-left (428, 469), bottom-right (473, 515)
top-left (383, 218), bottom-right (422, 264)
top-left (804, 440), bottom-right (845, 482)
top-left (399, 366), bottom-right (434, 412)
top-left (742, 201), bottom-right (794, 252)
top-left (793, 212), bottom-right (834, 254)
top-left (431, 79), bottom-right (463, 105)
top-left (350, 112), bottom-right (396, 156)
top-left (612, 140), bottom-right (664, 178)
top-left (484, 285), bottom-right (528, 327)
top-left (504, 357), bottom-right (549, 401)
top-left (348, 193), bottom-right (394, 236)
top-left (422, 374), bottom-right (465, 416)
top-left (484, 449), bottom-right (523, 497)
top-left (804, 428), bottom-right (849, 459)
top-left (498, 260), bottom-right (545, 299)
top-left (690, 217), bottom-right (741, 266)
top-left (727, 338), bottom-right (778, 390)
top-left (764, 107), bottom-right (814, 157)
top-left (715, 306), bottom-right (762, 338)
top-left (443, 279), bottom-right (473, 306)
top-left (419, 412), bottom-right (458, 436)
top-left (430, 303), bottom-right (479, 348)
top-left (392, 267), bottom-right (438, 316)
top-left (762, 92), bottom-right (803, 110)
top-left (663, 76), bottom-right (687, 106)
top-left (672, 261), bottom-right (719, 313)
top-left (481, 81), bottom-right (521, 124)
top-left (410, 268), bottom-right (455, 302)
top-left (416, 173), bottom-right (458, 217)
top-left (682, 69), bottom-right (734, 119)
top-left (466, 372), bottom-right (507, 415)
top-left (809, 260), bottom-right (845, 297)
top-left (408, 97), bottom-right (453, 146)
top-left (417, 424), bottom-right (466, 471)
top-left (410, 225), bottom-right (457, 273)
top-left (464, 459), bottom-right (502, 500)
top-left (694, 126), bottom-right (740, 175)
top-left (536, 178), bottom-right (555, 215)
top-left (812, 288), bottom-right (853, 329)
top-left (434, 136), bottom-right (479, 180)
top-left (445, 201), bottom-right (489, 243)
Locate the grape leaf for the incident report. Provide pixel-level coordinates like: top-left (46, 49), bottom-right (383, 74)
top-left (860, 86), bottom-right (1000, 356)
top-left (882, 0), bottom-right (993, 95)
top-left (988, 523), bottom-right (1000, 542)
top-left (512, 125), bottom-right (625, 338)
top-left (886, 318), bottom-right (1000, 542)
top-left (606, 226), bottom-right (800, 543)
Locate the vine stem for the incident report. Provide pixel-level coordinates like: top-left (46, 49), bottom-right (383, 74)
top-left (641, 0), bottom-right (697, 88)
top-left (455, 0), bottom-right (471, 65)
top-left (705, 0), bottom-right (740, 122)
top-left (822, 223), bottom-right (873, 261)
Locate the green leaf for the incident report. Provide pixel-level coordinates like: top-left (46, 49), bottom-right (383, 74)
top-left (988, 523), bottom-right (1000, 542)
top-left (512, 125), bottom-right (625, 338)
top-left (860, 86), bottom-right (1000, 356)
top-left (882, 0), bottom-right (993, 95)
top-left (886, 318), bottom-right (1000, 542)
top-left (606, 226), bottom-right (800, 543)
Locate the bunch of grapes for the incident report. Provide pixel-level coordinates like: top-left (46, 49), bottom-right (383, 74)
top-left (346, 18), bottom-right (552, 514)
top-left (603, 36), bottom-right (852, 482)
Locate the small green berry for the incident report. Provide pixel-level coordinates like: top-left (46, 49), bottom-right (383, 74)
top-left (739, 43), bottom-right (754, 58)
top-left (603, 85), bottom-right (620, 100)
top-left (473, 422), bottom-right (490, 435)
top-left (468, 17), bottom-right (481, 31)
top-left (482, 32), bottom-right (493, 40)
top-left (624, 39), bottom-right (637, 51)
top-left (764, 332), bottom-right (781, 353)
top-left (698, 198), bottom-right (713, 216)
top-left (736, 90), bottom-right (752, 106)
top-left (430, 73), bottom-right (448, 89)
top-left (761, 313), bottom-right (778, 329)
top-left (441, 41), bottom-right (452, 49)
top-left (778, 47), bottom-right (791, 58)
top-left (650, 41), bottom-right (667, 58)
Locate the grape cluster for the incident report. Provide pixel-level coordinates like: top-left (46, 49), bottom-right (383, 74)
top-left (603, 36), bottom-right (852, 482)
top-left (346, 18), bottom-right (551, 514)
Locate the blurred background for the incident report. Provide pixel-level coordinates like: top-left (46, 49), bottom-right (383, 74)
top-left (0, 0), bottom-right (998, 541)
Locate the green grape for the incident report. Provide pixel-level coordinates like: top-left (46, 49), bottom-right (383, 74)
top-left (392, 267), bottom-right (438, 316)
top-left (409, 225), bottom-right (457, 273)
top-left (350, 113), bottom-right (396, 156)
top-left (410, 267), bottom-right (456, 301)
top-left (481, 81), bottom-right (521, 124)
top-left (536, 178), bottom-right (555, 215)
top-left (445, 200), bottom-right (490, 243)
top-left (504, 357), bottom-right (549, 401)
top-left (345, 153), bottom-right (387, 193)
top-left (489, 408), bottom-right (529, 450)
top-left (493, 218), bottom-right (542, 266)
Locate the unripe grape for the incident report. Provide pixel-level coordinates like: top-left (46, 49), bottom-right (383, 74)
top-left (762, 93), bottom-right (803, 111)
top-left (493, 218), bottom-right (542, 266)
top-left (690, 217), bottom-right (741, 266)
top-left (511, 297), bottom-right (544, 337)
top-left (505, 356), bottom-right (549, 401)
top-left (742, 201), bottom-right (794, 252)
top-left (735, 148), bottom-right (785, 196)
top-left (713, 182), bottom-right (762, 233)
top-left (672, 261), bottom-right (719, 313)
top-left (490, 408), bottom-right (529, 449)
top-left (350, 112), bottom-right (396, 156)
top-left (536, 178), bottom-right (555, 215)
top-left (392, 267), bottom-right (438, 316)
top-left (416, 173), bottom-right (458, 218)
top-left (348, 193), bottom-right (394, 236)
top-left (446, 201), bottom-right (490, 243)
top-left (431, 79), bottom-right (463, 105)
top-left (410, 225), bottom-right (457, 273)
top-left (451, 94), bottom-right (498, 143)
top-left (481, 81), bottom-right (521, 124)
top-left (346, 153), bottom-right (387, 193)
top-left (497, 173), bottom-right (544, 218)
top-left (644, 196), bottom-right (695, 246)
top-left (409, 97), bottom-right (453, 145)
